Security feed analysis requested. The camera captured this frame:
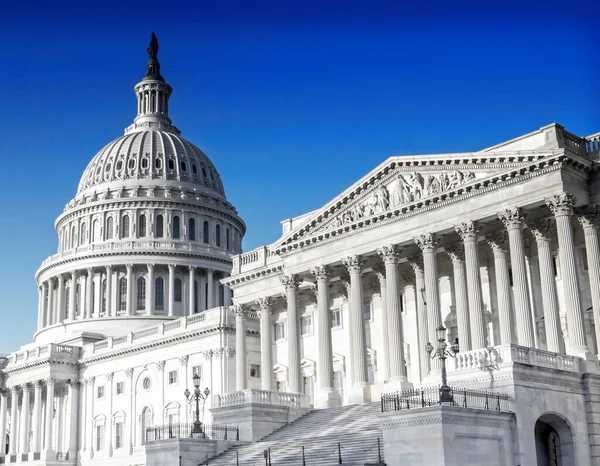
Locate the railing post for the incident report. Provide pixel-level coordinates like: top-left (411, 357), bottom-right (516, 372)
top-left (485, 391), bottom-right (489, 410)
top-left (236, 426), bottom-right (240, 441)
top-left (268, 447), bottom-right (272, 466)
top-left (377, 437), bottom-right (382, 463)
top-left (338, 442), bottom-right (342, 464)
top-left (302, 445), bottom-right (306, 466)
top-left (236, 450), bottom-right (239, 466)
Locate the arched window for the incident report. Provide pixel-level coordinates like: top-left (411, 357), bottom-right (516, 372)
top-left (203, 221), bottom-right (209, 244)
top-left (215, 224), bottom-right (221, 247)
top-left (92, 220), bottom-right (99, 243)
top-left (137, 277), bottom-right (146, 310)
top-left (106, 217), bottom-right (114, 240)
top-left (71, 226), bottom-right (77, 248)
top-left (122, 216), bottom-right (130, 239)
top-left (119, 278), bottom-right (127, 312)
top-left (76, 284), bottom-right (81, 317)
top-left (194, 281), bottom-right (199, 313)
top-left (155, 215), bottom-right (164, 238)
top-left (219, 284), bottom-right (225, 306)
top-left (80, 222), bottom-right (87, 245)
top-left (188, 218), bottom-right (196, 241)
top-left (226, 228), bottom-right (230, 250)
top-left (174, 279), bottom-right (182, 302)
top-left (101, 279), bottom-right (107, 316)
top-left (155, 277), bottom-right (164, 311)
top-left (65, 285), bottom-right (70, 318)
top-left (172, 216), bottom-right (181, 239)
top-left (141, 407), bottom-right (152, 446)
top-left (139, 215), bottom-right (147, 238)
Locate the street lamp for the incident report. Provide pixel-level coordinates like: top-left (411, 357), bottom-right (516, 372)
top-left (425, 324), bottom-right (459, 403)
top-left (184, 373), bottom-right (210, 437)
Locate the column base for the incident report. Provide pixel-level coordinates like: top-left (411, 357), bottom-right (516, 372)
top-left (349, 383), bottom-right (371, 405)
top-left (314, 388), bottom-right (342, 409)
top-left (386, 377), bottom-right (414, 392)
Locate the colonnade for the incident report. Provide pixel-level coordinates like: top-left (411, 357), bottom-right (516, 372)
top-left (37, 265), bottom-right (233, 331)
top-left (232, 193), bottom-right (600, 406)
top-left (0, 379), bottom-right (78, 460)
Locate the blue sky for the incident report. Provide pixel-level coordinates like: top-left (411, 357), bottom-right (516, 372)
top-left (0, 0), bottom-right (597, 352)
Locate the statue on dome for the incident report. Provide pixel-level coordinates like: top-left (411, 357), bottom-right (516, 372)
top-left (145, 32), bottom-right (164, 81)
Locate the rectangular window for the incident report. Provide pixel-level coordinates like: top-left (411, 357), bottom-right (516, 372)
top-left (274, 322), bottom-right (285, 341)
top-left (249, 364), bottom-right (261, 378)
top-left (301, 315), bottom-right (313, 335)
top-left (97, 386), bottom-right (104, 399)
top-left (116, 382), bottom-right (124, 395)
top-left (168, 413), bottom-right (179, 426)
top-left (331, 309), bottom-right (341, 328)
top-left (168, 370), bottom-right (178, 385)
top-left (192, 365), bottom-right (202, 379)
top-left (363, 302), bottom-right (372, 321)
top-left (96, 425), bottom-right (105, 451)
top-left (115, 422), bottom-right (124, 449)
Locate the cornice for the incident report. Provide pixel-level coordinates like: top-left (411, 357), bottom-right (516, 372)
top-left (3, 357), bottom-right (80, 375)
top-left (222, 263), bottom-right (284, 287)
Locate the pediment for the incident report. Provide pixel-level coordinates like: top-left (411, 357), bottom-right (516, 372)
top-left (273, 152), bottom-right (558, 251)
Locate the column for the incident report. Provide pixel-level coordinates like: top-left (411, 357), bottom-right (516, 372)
top-left (342, 256), bottom-right (370, 403)
top-left (281, 274), bottom-right (302, 394)
top-left (373, 266), bottom-right (391, 382)
top-left (233, 305), bottom-right (246, 391)
top-left (86, 268), bottom-right (94, 319)
top-left (126, 265), bottom-right (133, 316)
top-left (44, 379), bottom-right (55, 452)
top-left (499, 208), bottom-right (535, 347)
top-left (146, 264), bottom-right (155, 316)
top-left (69, 272), bottom-right (77, 320)
top-left (41, 283), bottom-right (48, 329)
top-left (188, 266), bottom-right (196, 315)
top-left (207, 269), bottom-right (214, 309)
top-left (446, 244), bottom-right (472, 351)
top-left (0, 389), bottom-right (7, 459)
top-left (19, 383), bottom-right (31, 455)
top-left (578, 206), bottom-right (600, 357)
top-left (407, 259), bottom-right (429, 382)
top-left (32, 380), bottom-right (43, 453)
top-left (530, 220), bottom-right (562, 353)
top-left (86, 377), bottom-right (95, 459)
top-left (415, 234), bottom-right (442, 376)
top-left (81, 380), bottom-right (87, 453)
top-left (486, 232), bottom-right (515, 345)
top-left (377, 246), bottom-right (411, 388)
top-left (56, 275), bottom-right (65, 324)
top-left (37, 286), bottom-right (43, 330)
top-left (47, 280), bottom-right (55, 326)
top-left (9, 386), bottom-right (18, 455)
top-left (256, 297), bottom-right (273, 391)
top-left (105, 374), bottom-right (113, 457)
top-left (199, 274), bottom-right (207, 312)
top-left (168, 264), bottom-right (175, 317)
top-left (105, 266), bottom-right (113, 317)
top-left (455, 221), bottom-right (487, 349)
top-left (125, 370), bottom-right (133, 454)
top-left (66, 380), bottom-right (80, 456)
top-left (547, 194), bottom-right (591, 356)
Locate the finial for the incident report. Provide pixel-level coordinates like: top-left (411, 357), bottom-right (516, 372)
top-left (144, 32), bottom-right (164, 81)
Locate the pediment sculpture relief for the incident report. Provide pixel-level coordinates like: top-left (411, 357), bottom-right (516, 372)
top-left (321, 170), bottom-right (477, 231)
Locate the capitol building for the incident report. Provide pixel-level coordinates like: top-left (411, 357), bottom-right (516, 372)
top-left (1, 35), bottom-right (600, 466)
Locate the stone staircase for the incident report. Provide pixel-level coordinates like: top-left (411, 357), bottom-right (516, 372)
top-left (208, 403), bottom-right (384, 465)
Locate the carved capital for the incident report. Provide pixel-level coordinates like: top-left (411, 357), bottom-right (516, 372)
top-left (486, 231), bottom-right (509, 253)
top-left (530, 218), bottom-right (555, 242)
top-left (256, 297), bottom-right (273, 314)
top-left (414, 233), bottom-right (437, 252)
top-left (0, 388), bottom-right (9, 397)
top-left (546, 193), bottom-right (575, 217)
top-left (203, 349), bottom-right (213, 360)
top-left (156, 360), bottom-right (165, 372)
top-left (445, 243), bottom-right (464, 262)
top-left (407, 256), bottom-right (424, 273)
top-left (377, 244), bottom-right (401, 265)
top-left (498, 208), bottom-right (526, 230)
top-left (342, 255), bottom-right (363, 274)
top-left (106, 372), bottom-right (114, 382)
top-left (35, 379), bottom-right (45, 388)
top-left (232, 304), bottom-right (245, 318)
top-left (576, 205), bottom-right (600, 229)
top-left (125, 368), bottom-right (134, 378)
top-left (147, 263), bottom-right (155, 272)
top-left (22, 382), bottom-right (33, 392)
top-left (178, 355), bottom-right (189, 366)
top-left (372, 264), bottom-right (386, 282)
top-left (67, 379), bottom-right (81, 389)
top-left (454, 221), bottom-right (479, 241)
top-left (307, 283), bottom-right (318, 305)
top-left (280, 274), bottom-right (300, 292)
top-left (310, 265), bottom-right (330, 282)
top-left (45, 377), bottom-right (56, 387)
top-left (10, 385), bottom-right (20, 394)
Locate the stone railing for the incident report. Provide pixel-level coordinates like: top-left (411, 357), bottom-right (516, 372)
top-left (6, 343), bottom-right (81, 369)
top-left (231, 246), bottom-right (282, 274)
top-left (452, 344), bottom-right (581, 374)
top-left (213, 389), bottom-right (311, 408)
top-left (586, 132), bottom-right (600, 158)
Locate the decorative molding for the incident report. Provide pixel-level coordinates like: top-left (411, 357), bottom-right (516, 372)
top-left (178, 355), bottom-right (189, 366)
top-left (377, 244), bottom-right (401, 265)
top-left (310, 265), bottom-right (330, 282)
top-left (455, 220), bottom-right (479, 241)
top-left (498, 208), bottom-right (526, 230)
top-left (546, 192), bottom-right (575, 217)
top-left (414, 233), bottom-right (437, 252)
top-left (342, 255), bottom-right (363, 274)
top-left (280, 274), bottom-right (300, 291)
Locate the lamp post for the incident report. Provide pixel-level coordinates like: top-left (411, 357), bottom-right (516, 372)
top-left (425, 324), bottom-right (459, 403)
top-left (184, 374), bottom-right (210, 437)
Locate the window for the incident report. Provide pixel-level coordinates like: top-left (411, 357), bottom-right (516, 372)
top-left (203, 221), bottom-right (209, 244)
top-left (250, 364), bottom-right (261, 378)
top-left (218, 284), bottom-right (224, 307)
top-left (96, 425), bottom-right (105, 451)
top-left (122, 215), bottom-right (130, 238)
top-left (274, 322), bottom-right (285, 341)
top-left (154, 158), bottom-right (162, 169)
top-left (174, 278), bottom-right (182, 302)
top-left (192, 365), bottom-right (202, 379)
top-left (80, 222), bottom-right (87, 245)
top-left (139, 214), bottom-right (147, 237)
top-left (155, 277), bottom-right (164, 310)
top-left (215, 224), bottom-right (221, 247)
top-left (92, 219), bottom-right (99, 242)
top-left (192, 164), bottom-right (197, 174)
top-left (97, 386), bottom-right (105, 399)
top-left (142, 377), bottom-right (151, 390)
top-left (194, 281), bottom-right (199, 313)
top-left (65, 287), bottom-right (70, 319)
top-left (101, 279), bottom-right (107, 315)
top-left (168, 413), bottom-right (179, 426)
top-left (71, 225), bottom-right (77, 248)
top-left (155, 214), bottom-right (164, 238)
top-left (137, 277), bottom-right (146, 310)
top-left (331, 309), bottom-right (341, 328)
top-left (172, 216), bottom-right (181, 239)
top-left (115, 422), bottom-right (124, 449)
top-left (226, 228), bottom-right (230, 250)
top-left (168, 159), bottom-right (175, 170)
top-left (168, 370), bottom-right (178, 385)
top-left (363, 302), bottom-right (372, 321)
top-left (141, 158), bottom-right (149, 169)
top-left (119, 278), bottom-right (127, 312)
top-left (128, 158), bottom-right (135, 169)
top-left (75, 284), bottom-right (81, 317)
top-left (106, 217), bottom-right (114, 240)
top-left (188, 218), bottom-right (196, 241)
top-left (301, 315), bottom-right (313, 335)
top-left (141, 407), bottom-right (152, 445)
top-left (181, 161), bottom-right (187, 172)
top-left (116, 382), bottom-right (124, 395)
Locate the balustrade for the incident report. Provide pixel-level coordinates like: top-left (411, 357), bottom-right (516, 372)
top-left (213, 389), bottom-right (311, 408)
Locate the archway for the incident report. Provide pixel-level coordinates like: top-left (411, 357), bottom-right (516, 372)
top-left (534, 413), bottom-right (575, 466)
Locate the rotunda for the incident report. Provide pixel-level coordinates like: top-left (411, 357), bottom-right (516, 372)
top-left (34, 34), bottom-right (245, 344)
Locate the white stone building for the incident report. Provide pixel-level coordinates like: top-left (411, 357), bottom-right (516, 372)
top-left (2, 34), bottom-right (600, 466)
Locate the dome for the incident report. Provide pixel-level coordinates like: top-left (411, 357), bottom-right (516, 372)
top-left (77, 130), bottom-right (226, 198)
